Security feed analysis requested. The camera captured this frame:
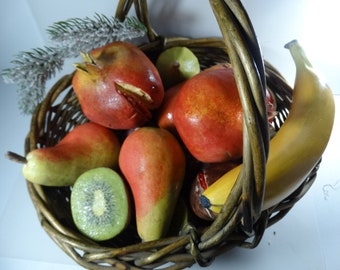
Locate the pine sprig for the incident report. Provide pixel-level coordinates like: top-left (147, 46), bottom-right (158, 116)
top-left (3, 47), bottom-right (64, 86)
top-left (2, 47), bottom-right (64, 114)
top-left (47, 14), bottom-right (147, 57)
top-left (1, 15), bottom-right (147, 114)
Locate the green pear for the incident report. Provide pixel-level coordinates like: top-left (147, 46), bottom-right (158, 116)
top-left (22, 122), bottom-right (121, 186)
top-left (156, 46), bottom-right (200, 88)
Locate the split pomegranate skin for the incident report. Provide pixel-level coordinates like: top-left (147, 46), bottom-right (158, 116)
top-left (72, 41), bottom-right (164, 130)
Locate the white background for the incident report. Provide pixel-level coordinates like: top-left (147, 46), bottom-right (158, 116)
top-left (1, 0), bottom-right (339, 269)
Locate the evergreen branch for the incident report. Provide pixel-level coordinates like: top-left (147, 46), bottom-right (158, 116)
top-left (1, 15), bottom-right (147, 114)
top-left (2, 47), bottom-right (64, 85)
top-left (2, 46), bottom-right (65, 114)
top-left (47, 14), bottom-right (147, 57)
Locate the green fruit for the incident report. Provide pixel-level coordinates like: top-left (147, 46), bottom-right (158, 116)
top-left (70, 167), bottom-right (130, 241)
top-left (22, 122), bottom-right (121, 186)
top-left (156, 46), bottom-right (200, 88)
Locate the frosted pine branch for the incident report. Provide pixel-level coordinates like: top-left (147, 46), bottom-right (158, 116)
top-left (47, 14), bottom-right (147, 57)
top-left (1, 15), bottom-right (147, 114)
top-left (2, 46), bottom-right (65, 114)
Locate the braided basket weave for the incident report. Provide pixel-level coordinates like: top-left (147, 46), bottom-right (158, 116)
top-left (24, 0), bottom-right (319, 269)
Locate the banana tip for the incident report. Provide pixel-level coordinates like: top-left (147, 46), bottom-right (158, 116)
top-left (284, 39), bottom-right (298, 50)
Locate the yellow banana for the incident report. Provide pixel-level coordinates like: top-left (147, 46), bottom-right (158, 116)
top-left (201, 40), bottom-right (335, 213)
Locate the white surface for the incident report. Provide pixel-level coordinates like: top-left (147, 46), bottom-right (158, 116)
top-left (1, 1), bottom-right (339, 269)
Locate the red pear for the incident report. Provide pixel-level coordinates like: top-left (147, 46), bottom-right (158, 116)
top-left (119, 127), bottom-right (186, 241)
top-left (72, 41), bottom-right (164, 129)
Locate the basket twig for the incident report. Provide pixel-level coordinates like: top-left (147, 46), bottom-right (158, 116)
top-left (116, 0), bottom-right (157, 42)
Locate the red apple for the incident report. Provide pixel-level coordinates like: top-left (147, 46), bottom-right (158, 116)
top-left (173, 64), bottom-right (243, 163)
top-left (72, 41), bottom-right (164, 129)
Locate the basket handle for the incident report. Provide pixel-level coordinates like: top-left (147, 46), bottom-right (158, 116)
top-left (200, 0), bottom-right (270, 247)
top-left (115, 0), bottom-right (158, 42)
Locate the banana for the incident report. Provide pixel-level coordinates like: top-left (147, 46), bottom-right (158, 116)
top-left (201, 40), bottom-right (335, 213)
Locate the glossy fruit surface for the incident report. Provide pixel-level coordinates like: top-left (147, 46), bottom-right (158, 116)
top-left (201, 40), bottom-right (335, 213)
top-left (156, 46), bottom-right (200, 88)
top-left (72, 41), bottom-right (164, 129)
top-left (156, 82), bottom-right (183, 133)
top-left (22, 122), bottom-right (121, 186)
top-left (173, 64), bottom-right (243, 163)
top-left (190, 161), bottom-right (239, 220)
top-left (119, 127), bottom-right (186, 241)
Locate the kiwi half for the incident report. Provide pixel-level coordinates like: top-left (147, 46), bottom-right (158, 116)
top-left (70, 167), bottom-right (130, 241)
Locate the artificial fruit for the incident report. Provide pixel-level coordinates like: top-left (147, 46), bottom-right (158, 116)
top-left (119, 127), bottom-right (186, 241)
top-left (156, 82), bottom-right (184, 133)
top-left (190, 161), bottom-right (239, 220)
top-left (156, 46), bottom-right (200, 88)
top-left (71, 167), bottom-right (131, 241)
top-left (72, 41), bottom-right (164, 129)
top-left (201, 40), bottom-right (335, 213)
top-left (173, 64), bottom-right (243, 163)
top-left (22, 122), bottom-right (121, 186)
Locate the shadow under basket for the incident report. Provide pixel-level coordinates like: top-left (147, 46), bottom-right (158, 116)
top-left (24, 0), bottom-right (321, 269)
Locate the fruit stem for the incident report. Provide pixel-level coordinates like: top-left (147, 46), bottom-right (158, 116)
top-left (5, 151), bottom-right (27, 164)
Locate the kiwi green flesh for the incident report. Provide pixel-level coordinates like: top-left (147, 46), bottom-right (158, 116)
top-left (71, 167), bottom-right (130, 241)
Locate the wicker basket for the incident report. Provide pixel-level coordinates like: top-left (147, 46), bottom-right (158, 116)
top-left (24, 0), bottom-right (320, 269)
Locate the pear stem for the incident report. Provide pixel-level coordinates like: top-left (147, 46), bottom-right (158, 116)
top-left (5, 151), bottom-right (27, 164)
